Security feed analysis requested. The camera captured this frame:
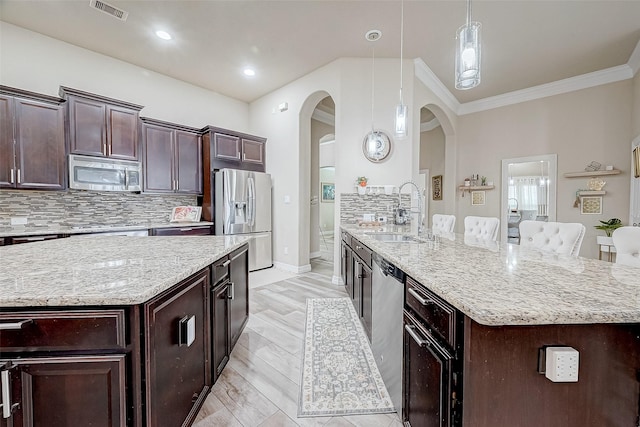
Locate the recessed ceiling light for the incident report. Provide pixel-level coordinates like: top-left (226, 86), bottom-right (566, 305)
top-left (155, 30), bottom-right (172, 40)
top-left (243, 68), bottom-right (256, 77)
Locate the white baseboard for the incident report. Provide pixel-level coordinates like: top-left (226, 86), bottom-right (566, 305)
top-left (332, 275), bottom-right (345, 285)
top-left (309, 251), bottom-right (321, 259)
top-left (273, 261), bottom-right (312, 274)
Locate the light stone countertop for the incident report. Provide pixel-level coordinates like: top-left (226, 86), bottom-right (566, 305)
top-left (0, 235), bottom-right (249, 307)
top-left (0, 221), bottom-right (214, 237)
top-left (342, 225), bottom-right (640, 326)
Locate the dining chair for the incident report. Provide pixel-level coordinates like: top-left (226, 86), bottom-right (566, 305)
top-left (518, 220), bottom-right (585, 257)
top-left (612, 226), bottom-right (640, 267)
top-left (432, 214), bottom-right (456, 235)
top-left (464, 216), bottom-right (500, 241)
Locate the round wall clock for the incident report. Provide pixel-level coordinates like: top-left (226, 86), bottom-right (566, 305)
top-left (362, 130), bottom-right (391, 163)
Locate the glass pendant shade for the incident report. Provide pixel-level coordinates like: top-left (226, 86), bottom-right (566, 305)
top-left (394, 103), bottom-right (408, 138)
top-left (455, 21), bottom-right (481, 90)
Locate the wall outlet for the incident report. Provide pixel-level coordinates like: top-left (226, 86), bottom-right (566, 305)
top-left (545, 346), bottom-right (579, 382)
top-left (284, 246), bottom-right (289, 255)
top-left (378, 216), bottom-right (387, 223)
top-left (10, 217), bottom-right (28, 226)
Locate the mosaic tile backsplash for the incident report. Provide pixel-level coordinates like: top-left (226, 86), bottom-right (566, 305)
top-left (340, 193), bottom-right (410, 223)
top-left (0, 190), bottom-right (197, 227)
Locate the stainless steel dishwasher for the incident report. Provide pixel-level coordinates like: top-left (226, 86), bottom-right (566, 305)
top-left (371, 253), bottom-right (406, 414)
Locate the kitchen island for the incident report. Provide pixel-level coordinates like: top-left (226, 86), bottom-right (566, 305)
top-left (342, 225), bottom-right (640, 427)
top-left (0, 235), bottom-right (250, 426)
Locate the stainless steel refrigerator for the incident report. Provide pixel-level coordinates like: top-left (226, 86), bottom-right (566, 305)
top-left (214, 168), bottom-right (272, 271)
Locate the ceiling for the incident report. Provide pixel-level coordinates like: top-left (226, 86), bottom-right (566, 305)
top-left (1, 1), bottom-right (639, 104)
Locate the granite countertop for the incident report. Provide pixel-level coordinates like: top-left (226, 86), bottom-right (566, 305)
top-left (0, 235), bottom-right (249, 307)
top-left (0, 221), bottom-right (214, 237)
top-left (342, 225), bottom-right (640, 327)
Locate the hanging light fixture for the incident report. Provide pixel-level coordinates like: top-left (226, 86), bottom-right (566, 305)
top-left (455, 0), bottom-right (481, 90)
top-left (394, 0), bottom-right (407, 139)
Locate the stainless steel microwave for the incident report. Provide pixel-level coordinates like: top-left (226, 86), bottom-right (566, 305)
top-left (69, 154), bottom-right (142, 192)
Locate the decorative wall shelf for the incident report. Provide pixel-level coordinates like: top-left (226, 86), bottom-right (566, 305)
top-left (563, 169), bottom-right (621, 178)
top-left (577, 190), bottom-right (606, 196)
top-left (458, 185), bottom-right (495, 193)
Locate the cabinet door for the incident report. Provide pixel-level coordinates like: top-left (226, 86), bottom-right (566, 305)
top-left (107, 105), bottom-right (138, 160)
top-left (211, 281), bottom-right (230, 383)
top-left (144, 270), bottom-right (209, 427)
top-left (351, 254), bottom-right (362, 317)
top-left (360, 263), bottom-right (373, 341)
top-left (213, 133), bottom-right (241, 161)
top-left (403, 313), bottom-right (453, 427)
top-left (0, 356), bottom-right (126, 427)
top-left (241, 138), bottom-right (264, 165)
top-left (175, 130), bottom-right (202, 194)
top-left (142, 124), bottom-right (174, 192)
top-left (14, 98), bottom-right (65, 190)
top-left (229, 245), bottom-right (249, 348)
top-left (0, 95), bottom-right (13, 188)
top-left (344, 245), bottom-right (354, 299)
top-left (68, 95), bottom-right (107, 157)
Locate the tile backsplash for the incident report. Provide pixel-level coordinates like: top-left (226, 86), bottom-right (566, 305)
top-left (0, 190), bottom-right (197, 227)
top-left (340, 193), bottom-right (409, 223)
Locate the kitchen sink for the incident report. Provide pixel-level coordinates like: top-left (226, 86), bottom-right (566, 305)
top-left (364, 232), bottom-right (419, 243)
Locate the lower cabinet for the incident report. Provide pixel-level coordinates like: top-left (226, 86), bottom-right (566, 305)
top-left (150, 225), bottom-right (212, 236)
top-left (342, 235), bottom-right (372, 340)
top-left (144, 269), bottom-right (210, 427)
top-left (211, 279), bottom-right (230, 381)
top-left (229, 245), bottom-right (249, 348)
top-left (0, 356), bottom-right (126, 427)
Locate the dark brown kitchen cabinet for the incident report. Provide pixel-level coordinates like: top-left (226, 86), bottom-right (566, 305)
top-left (211, 279), bottom-right (230, 381)
top-left (201, 126), bottom-right (266, 173)
top-left (228, 244), bottom-right (249, 348)
top-left (150, 225), bottom-right (211, 236)
top-left (0, 87), bottom-right (66, 190)
top-left (141, 118), bottom-right (202, 194)
top-left (144, 269), bottom-right (210, 427)
top-left (8, 234), bottom-right (68, 245)
top-left (60, 86), bottom-right (143, 161)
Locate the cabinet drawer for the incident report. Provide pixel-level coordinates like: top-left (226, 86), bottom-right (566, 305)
top-left (405, 276), bottom-right (457, 349)
top-left (341, 230), bottom-right (352, 247)
top-left (151, 226), bottom-right (211, 236)
top-left (352, 238), bottom-right (372, 269)
top-left (0, 309), bottom-right (127, 352)
top-left (212, 255), bottom-right (230, 286)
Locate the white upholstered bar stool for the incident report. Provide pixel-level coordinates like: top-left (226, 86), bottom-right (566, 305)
top-left (463, 216), bottom-right (500, 241)
top-left (612, 227), bottom-right (640, 267)
top-left (432, 214), bottom-right (456, 235)
top-left (518, 220), bottom-right (585, 257)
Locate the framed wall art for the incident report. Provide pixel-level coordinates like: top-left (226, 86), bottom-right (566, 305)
top-left (471, 190), bottom-right (485, 206)
top-left (580, 196), bottom-right (602, 215)
top-left (321, 182), bottom-right (335, 202)
top-left (432, 175), bottom-right (443, 201)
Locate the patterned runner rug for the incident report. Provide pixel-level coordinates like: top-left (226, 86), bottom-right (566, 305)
top-left (298, 297), bottom-right (395, 417)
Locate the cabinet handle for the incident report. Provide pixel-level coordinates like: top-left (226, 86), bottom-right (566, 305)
top-left (0, 319), bottom-right (33, 330)
top-left (408, 288), bottom-right (432, 306)
top-left (222, 260), bottom-right (231, 267)
top-left (355, 245), bottom-right (362, 250)
top-left (103, 143), bottom-right (107, 156)
top-left (178, 315), bottom-right (196, 347)
top-left (405, 324), bottom-right (428, 347)
top-left (179, 228), bottom-right (193, 232)
top-left (1, 368), bottom-right (10, 418)
top-left (9, 169), bottom-right (14, 184)
top-left (107, 144), bottom-right (111, 157)
top-left (228, 282), bottom-right (235, 300)
top-left (16, 169), bottom-right (20, 184)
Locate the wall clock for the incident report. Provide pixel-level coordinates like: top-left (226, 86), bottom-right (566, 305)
top-left (362, 130), bottom-right (391, 163)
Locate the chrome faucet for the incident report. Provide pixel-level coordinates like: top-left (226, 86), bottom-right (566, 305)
top-left (396, 181), bottom-right (424, 233)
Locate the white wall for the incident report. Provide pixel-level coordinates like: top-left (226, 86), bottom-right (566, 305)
top-left (0, 22), bottom-right (248, 131)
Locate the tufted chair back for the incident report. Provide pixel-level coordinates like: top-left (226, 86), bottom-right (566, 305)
top-left (612, 227), bottom-right (640, 267)
top-left (464, 216), bottom-right (500, 241)
top-left (518, 220), bottom-right (585, 257)
top-left (432, 214), bottom-right (456, 235)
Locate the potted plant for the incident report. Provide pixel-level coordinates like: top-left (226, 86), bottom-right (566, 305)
top-left (594, 218), bottom-right (622, 245)
top-left (356, 176), bottom-right (368, 195)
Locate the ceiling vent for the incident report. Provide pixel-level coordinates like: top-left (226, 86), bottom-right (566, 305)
top-left (89, 0), bottom-right (128, 21)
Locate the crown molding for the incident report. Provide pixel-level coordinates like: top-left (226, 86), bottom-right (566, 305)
top-left (413, 58), bottom-right (460, 114)
top-left (457, 65), bottom-right (633, 115)
top-left (628, 39), bottom-right (640, 76)
top-left (311, 108), bottom-right (334, 125)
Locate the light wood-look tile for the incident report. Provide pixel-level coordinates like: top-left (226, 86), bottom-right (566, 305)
top-left (196, 259), bottom-right (401, 427)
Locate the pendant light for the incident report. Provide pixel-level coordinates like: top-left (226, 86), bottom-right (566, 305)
top-left (394, 0), bottom-right (408, 139)
top-left (455, 0), bottom-right (481, 90)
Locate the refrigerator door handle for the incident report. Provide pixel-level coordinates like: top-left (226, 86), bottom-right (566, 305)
top-left (247, 176), bottom-right (256, 227)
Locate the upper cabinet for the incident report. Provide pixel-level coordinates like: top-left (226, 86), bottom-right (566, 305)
top-left (141, 117), bottom-right (203, 194)
top-left (60, 86), bottom-right (143, 161)
top-left (202, 126), bottom-right (266, 172)
top-left (0, 86), bottom-right (66, 190)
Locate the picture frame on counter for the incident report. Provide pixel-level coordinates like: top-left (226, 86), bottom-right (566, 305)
top-left (432, 175), bottom-right (443, 200)
top-left (170, 206), bottom-right (202, 222)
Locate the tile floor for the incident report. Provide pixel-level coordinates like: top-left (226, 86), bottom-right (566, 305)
top-left (193, 258), bottom-right (402, 427)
